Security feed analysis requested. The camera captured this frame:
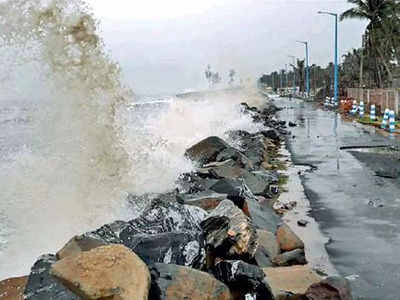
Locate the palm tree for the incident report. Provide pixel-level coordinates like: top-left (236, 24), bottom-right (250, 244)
top-left (340, 0), bottom-right (399, 87)
top-left (296, 59), bottom-right (305, 92)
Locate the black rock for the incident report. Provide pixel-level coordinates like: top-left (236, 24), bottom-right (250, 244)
top-left (297, 219), bottom-right (309, 227)
top-left (149, 263), bottom-right (232, 300)
top-left (87, 220), bottom-right (130, 244)
top-left (262, 104), bottom-right (281, 115)
top-left (185, 136), bottom-right (230, 166)
top-left (23, 255), bottom-right (81, 300)
top-left (211, 179), bottom-right (280, 233)
top-left (288, 121), bottom-right (297, 127)
top-left (242, 184), bottom-right (280, 233)
top-left (210, 178), bottom-right (244, 197)
top-left (216, 147), bottom-right (254, 170)
top-left (127, 195), bottom-right (208, 234)
top-left (240, 102), bottom-right (250, 109)
top-left (272, 248), bottom-right (307, 266)
top-left (254, 246), bottom-right (274, 268)
top-left (260, 129), bottom-right (280, 141)
top-left (177, 190), bottom-right (228, 211)
top-left (176, 172), bottom-right (219, 194)
top-left (246, 171), bottom-right (279, 194)
top-left (241, 171), bottom-right (271, 196)
top-left (279, 129), bottom-right (289, 135)
top-left (123, 232), bottom-right (205, 268)
top-left (86, 193), bottom-right (208, 269)
top-left (200, 159), bottom-right (248, 179)
top-left (213, 260), bottom-right (274, 300)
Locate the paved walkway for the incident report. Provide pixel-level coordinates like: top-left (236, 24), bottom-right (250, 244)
top-left (276, 97), bottom-right (400, 300)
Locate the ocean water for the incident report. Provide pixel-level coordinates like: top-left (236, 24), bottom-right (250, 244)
top-left (0, 0), bottom-right (264, 279)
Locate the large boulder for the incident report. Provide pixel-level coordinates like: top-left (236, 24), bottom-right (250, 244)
top-left (241, 171), bottom-right (276, 196)
top-left (176, 172), bottom-right (219, 194)
top-left (257, 229), bottom-right (280, 259)
top-left (177, 190), bottom-right (228, 211)
top-left (185, 136), bottom-right (230, 166)
top-left (23, 255), bottom-right (81, 300)
top-left (263, 266), bottom-right (321, 298)
top-left (272, 249), bottom-right (307, 267)
top-left (276, 224), bottom-right (304, 252)
top-left (200, 200), bottom-right (258, 261)
top-left (201, 162), bottom-right (277, 197)
top-left (149, 263), bottom-right (232, 300)
top-left (50, 245), bottom-right (151, 300)
top-left (56, 235), bottom-right (108, 259)
top-left (126, 195), bottom-right (207, 235)
top-left (216, 147), bottom-right (254, 170)
top-left (0, 276), bottom-right (28, 300)
top-left (85, 194), bottom-right (208, 269)
top-left (305, 276), bottom-right (353, 300)
top-left (254, 229), bottom-right (280, 267)
top-left (209, 178), bottom-right (244, 197)
top-left (210, 179), bottom-right (280, 233)
top-left (213, 260), bottom-right (274, 300)
top-left (245, 194), bottom-right (280, 234)
top-left (121, 231), bottom-right (205, 267)
top-left (199, 160), bottom-right (248, 179)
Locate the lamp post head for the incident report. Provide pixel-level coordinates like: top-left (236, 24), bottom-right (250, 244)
top-left (318, 11), bottom-right (337, 17)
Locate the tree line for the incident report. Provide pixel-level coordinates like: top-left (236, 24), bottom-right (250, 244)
top-left (260, 0), bottom-right (400, 96)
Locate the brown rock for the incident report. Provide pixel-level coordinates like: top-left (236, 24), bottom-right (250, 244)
top-left (50, 245), bottom-right (150, 300)
top-left (149, 263), bottom-right (232, 300)
top-left (276, 224), bottom-right (304, 252)
top-left (305, 276), bottom-right (353, 300)
top-left (0, 276), bottom-right (28, 300)
top-left (263, 266), bottom-right (321, 297)
top-left (56, 235), bottom-right (107, 259)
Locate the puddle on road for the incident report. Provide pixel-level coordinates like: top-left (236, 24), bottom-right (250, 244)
top-left (276, 144), bottom-right (338, 276)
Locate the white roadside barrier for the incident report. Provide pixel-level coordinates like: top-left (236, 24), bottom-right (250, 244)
top-left (350, 100), bottom-right (357, 115)
top-left (389, 110), bottom-right (396, 133)
top-left (370, 104), bottom-right (376, 121)
top-left (381, 108), bottom-right (390, 129)
top-left (359, 101), bottom-right (364, 118)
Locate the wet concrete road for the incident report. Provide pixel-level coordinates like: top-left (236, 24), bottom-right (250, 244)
top-left (275, 97), bottom-right (400, 300)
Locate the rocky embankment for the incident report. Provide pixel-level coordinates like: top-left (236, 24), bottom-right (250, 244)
top-left (0, 98), bottom-right (352, 300)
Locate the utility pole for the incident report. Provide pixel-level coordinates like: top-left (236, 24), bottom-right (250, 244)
top-left (285, 64), bottom-right (289, 90)
top-left (288, 55), bottom-right (296, 95)
top-left (318, 11), bottom-right (339, 106)
top-left (297, 41), bottom-right (310, 97)
top-left (272, 73), bottom-right (275, 90)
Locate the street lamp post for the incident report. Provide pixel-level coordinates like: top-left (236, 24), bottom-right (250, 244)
top-left (288, 55), bottom-right (296, 95)
top-left (318, 11), bottom-right (339, 106)
top-left (297, 41), bottom-right (310, 98)
top-left (285, 64), bottom-right (288, 90)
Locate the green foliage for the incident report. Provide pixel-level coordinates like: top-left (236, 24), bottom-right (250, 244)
top-left (341, 0), bottom-right (400, 87)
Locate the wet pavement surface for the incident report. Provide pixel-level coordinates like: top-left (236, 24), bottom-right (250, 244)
top-left (275, 97), bottom-right (400, 300)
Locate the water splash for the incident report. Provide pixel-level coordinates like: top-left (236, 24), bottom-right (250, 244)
top-left (0, 0), bottom-right (264, 279)
top-left (0, 0), bottom-right (134, 278)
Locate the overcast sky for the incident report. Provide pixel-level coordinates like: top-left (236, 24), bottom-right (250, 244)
top-left (89, 0), bottom-right (367, 95)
